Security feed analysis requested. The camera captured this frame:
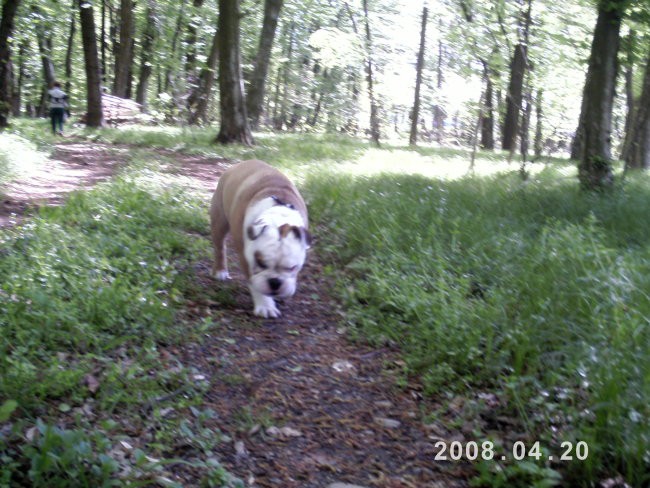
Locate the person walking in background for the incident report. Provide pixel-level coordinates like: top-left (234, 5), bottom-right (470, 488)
top-left (48, 81), bottom-right (68, 135)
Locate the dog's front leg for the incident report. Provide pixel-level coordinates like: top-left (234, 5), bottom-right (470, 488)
top-left (249, 286), bottom-right (281, 318)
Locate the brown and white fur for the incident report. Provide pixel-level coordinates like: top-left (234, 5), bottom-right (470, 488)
top-left (210, 160), bottom-right (311, 318)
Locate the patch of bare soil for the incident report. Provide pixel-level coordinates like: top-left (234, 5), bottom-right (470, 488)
top-left (179, 256), bottom-right (470, 488)
top-left (1, 140), bottom-right (471, 487)
top-left (0, 141), bottom-right (128, 227)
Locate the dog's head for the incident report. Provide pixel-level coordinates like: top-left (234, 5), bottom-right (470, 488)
top-left (245, 218), bottom-right (311, 299)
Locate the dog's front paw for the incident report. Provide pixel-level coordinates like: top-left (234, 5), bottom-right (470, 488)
top-left (213, 269), bottom-right (230, 281)
top-left (250, 288), bottom-right (281, 318)
top-left (254, 302), bottom-right (281, 318)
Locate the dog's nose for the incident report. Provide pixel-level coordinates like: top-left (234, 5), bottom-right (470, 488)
top-left (268, 278), bottom-right (282, 292)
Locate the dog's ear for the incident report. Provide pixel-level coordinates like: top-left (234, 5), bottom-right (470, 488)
top-left (278, 224), bottom-right (312, 248)
top-left (301, 227), bottom-right (313, 248)
top-left (247, 223), bottom-right (268, 240)
top-left (278, 223), bottom-right (292, 239)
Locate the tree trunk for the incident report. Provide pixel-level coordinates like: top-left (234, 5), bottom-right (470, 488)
top-left (520, 89), bottom-right (532, 163)
top-left (247, 0), bottom-right (283, 129)
top-left (624, 53), bottom-right (650, 170)
top-left (101, 0), bottom-right (107, 80)
top-left (362, 0), bottom-right (380, 145)
top-left (136, 0), bottom-right (157, 109)
top-left (164, 0), bottom-right (187, 93)
top-left (576, 0), bottom-right (625, 190)
top-left (534, 88), bottom-right (544, 159)
top-left (64, 0), bottom-right (76, 94)
top-left (409, 6), bottom-right (428, 146)
top-left (113, 0), bottom-right (134, 98)
top-left (433, 25), bottom-right (445, 144)
top-left (188, 24), bottom-right (219, 125)
top-left (480, 63), bottom-right (494, 150)
top-left (33, 4), bottom-right (56, 116)
top-left (273, 22), bottom-right (294, 131)
top-left (79, 0), bottom-right (105, 127)
top-left (0, 0), bottom-right (21, 128)
top-left (501, 0), bottom-right (532, 152)
top-left (502, 43), bottom-right (526, 151)
top-left (215, 0), bottom-right (253, 145)
top-left (620, 30), bottom-right (635, 161)
top-left (185, 0), bottom-right (205, 81)
top-left (11, 39), bottom-right (26, 116)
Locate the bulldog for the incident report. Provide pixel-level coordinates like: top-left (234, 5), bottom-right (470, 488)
top-left (210, 160), bottom-right (312, 318)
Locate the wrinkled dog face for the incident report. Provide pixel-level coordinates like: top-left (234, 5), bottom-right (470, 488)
top-left (245, 222), bottom-right (310, 299)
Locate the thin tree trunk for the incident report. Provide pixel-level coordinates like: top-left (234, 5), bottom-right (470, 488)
top-left (188, 25), bottom-right (219, 125)
top-left (502, 43), bottom-right (526, 151)
top-left (534, 88), bottom-right (544, 159)
top-left (33, 5), bottom-right (56, 116)
top-left (64, 0), bottom-right (76, 94)
top-left (185, 0), bottom-right (205, 80)
top-left (620, 30), bottom-right (636, 161)
top-left (215, 0), bottom-right (253, 145)
top-left (577, 0), bottom-right (625, 189)
top-left (274, 22), bottom-right (295, 131)
top-left (519, 89), bottom-right (532, 177)
top-left (101, 0), bottom-right (107, 80)
top-left (470, 86), bottom-right (485, 173)
top-left (164, 0), bottom-right (187, 93)
top-left (113, 0), bottom-right (134, 97)
top-left (78, 0), bottom-right (105, 127)
top-left (0, 0), bottom-right (21, 128)
top-left (11, 39), bottom-right (26, 116)
top-left (362, 0), bottom-right (380, 145)
top-left (480, 62), bottom-right (494, 150)
top-left (624, 52), bottom-right (650, 170)
top-left (409, 6), bottom-right (428, 146)
top-left (247, 0), bottom-right (283, 129)
top-left (136, 0), bottom-right (157, 109)
top-left (433, 25), bottom-right (445, 144)
top-left (501, 0), bottom-right (532, 152)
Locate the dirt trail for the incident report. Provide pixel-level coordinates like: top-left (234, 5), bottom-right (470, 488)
top-left (0, 141), bottom-right (469, 487)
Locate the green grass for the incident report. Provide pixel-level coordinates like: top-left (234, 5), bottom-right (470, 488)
top-left (0, 139), bottom-right (242, 486)
top-left (305, 168), bottom-right (650, 486)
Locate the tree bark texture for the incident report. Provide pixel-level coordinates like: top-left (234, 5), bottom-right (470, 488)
top-left (188, 24), bottom-right (219, 125)
top-left (185, 0), bottom-right (205, 80)
top-left (576, 0), bottom-right (624, 189)
top-left (480, 64), bottom-right (494, 150)
top-left (362, 0), bottom-right (380, 145)
top-left (409, 6), bottom-right (428, 146)
top-left (246, 0), bottom-right (283, 129)
top-left (136, 0), bottom-right (157, 109)
top-left (620, 30), bottom-right (635, 161)
top-left (79, 0), bottom-right (105, 127)
top-left (215, 0), bottom-right (253, 145)
top-left (534, 89), bottom-right (543, 159)
top-left (0, 0), bottom-right (21, 128)
top-left (33, 5), bottom-right (56, 116)
top-left (501, 43), bottom-right (526, 151)
top-left (11, 39), bottom-right (25, 116)
top-left (64, 0), bottom-right (76, 94)
top-left (624, 53), bottom-right (650, 170)
top-left (113, 0), bottom-right (134, 98)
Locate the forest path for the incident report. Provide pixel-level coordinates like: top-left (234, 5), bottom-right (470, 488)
top-left (0, 140), bottom-right (468, 487)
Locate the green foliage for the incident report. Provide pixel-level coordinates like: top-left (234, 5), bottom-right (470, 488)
top-left (0, 136), bottom-right (238, 485)
top-left (305, 165), bottom-right (650, 486)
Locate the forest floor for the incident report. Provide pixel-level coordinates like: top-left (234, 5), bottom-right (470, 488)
top-left (1, 139), bottom-right (471, 487)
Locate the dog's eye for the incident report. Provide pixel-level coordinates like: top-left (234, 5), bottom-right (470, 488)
top-left (284, 265), bottom-right (298, 273)
top-left (254, 252), bottom-right (268, 270)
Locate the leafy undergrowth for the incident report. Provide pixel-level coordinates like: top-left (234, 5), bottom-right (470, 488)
top-left (0, 154), bottom-right (242, 487)
top-left (305, 168), bottom-right (650, 487)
